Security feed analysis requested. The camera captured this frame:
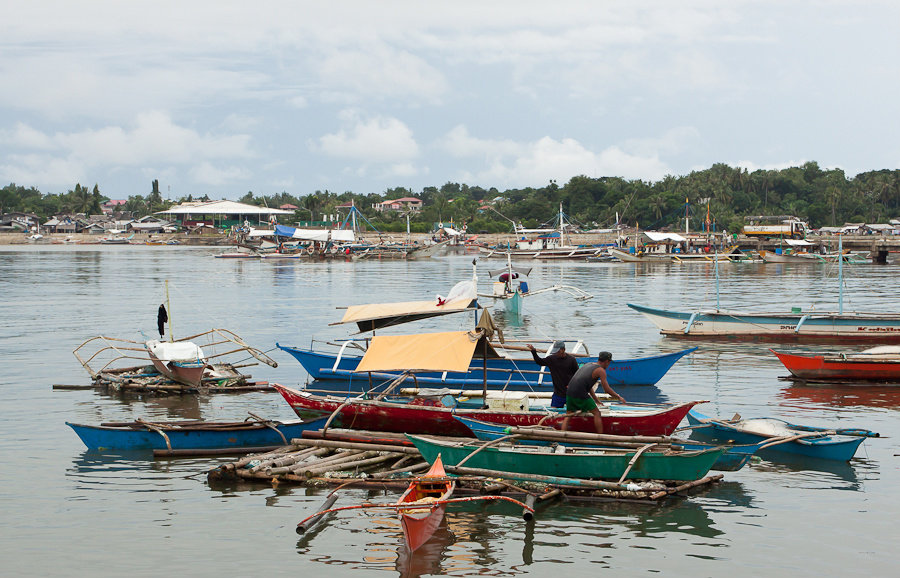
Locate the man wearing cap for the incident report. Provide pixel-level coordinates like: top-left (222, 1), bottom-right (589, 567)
top-left (561, 351), bottom-right (625, 434)
top-left (527, 340), bottom-right (579, 408)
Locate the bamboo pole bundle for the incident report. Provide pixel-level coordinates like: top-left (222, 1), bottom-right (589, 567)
top-left (288, 438), bottom-right (420, 454)
top-left (370, 461), bottom-right (430, 478)
top-left (284, 450), bottom-right (368, 474)
top-left (296, 451), bottom-right (378, 477)
top-left (302, 452), bottom-right (405, 478)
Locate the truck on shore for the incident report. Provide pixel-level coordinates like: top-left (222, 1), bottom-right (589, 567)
top-left (742, 215), bottom-right (809, 239)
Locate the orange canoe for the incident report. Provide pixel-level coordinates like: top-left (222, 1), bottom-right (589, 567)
top-left (396, 454), bottom-right (455, 552)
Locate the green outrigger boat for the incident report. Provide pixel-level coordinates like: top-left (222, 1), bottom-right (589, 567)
top-left (407, 435), bottom-right (726, 482)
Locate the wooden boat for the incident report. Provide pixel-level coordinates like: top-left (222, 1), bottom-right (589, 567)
top-left (396, 454), bottom-right (455, 552)
top-left (277, 344), bottom-right (696, 387)
top-left (67, 416), bottom-right (329, 452)
top-left (478, 204), bottom-right (603, 260)
top-left (145, 339), bottom-right (208, 387)
top-left (407, 434), bottom-right (725, 482)
top-left (74, 328), bottom-right (278, 390)
top-left (771, 347), bottom-right (900, 382)
top-left (758, 249), bottom-right (820, 263)
top-left (627, 303), bottom-right (900, 343)
top-left (627, 236), bottom-right (900, 342)
top-left (476, 255), bottom-right (593, 318)
top-left (452, 415), bottom-right (759, 472)
top-left (685, 409), bottom-right (876, 461)
top-left (274, 384), bottom-right (704, 437)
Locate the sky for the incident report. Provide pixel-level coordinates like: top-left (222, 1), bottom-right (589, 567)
top-left (1, 1), bottom-right (898, 201)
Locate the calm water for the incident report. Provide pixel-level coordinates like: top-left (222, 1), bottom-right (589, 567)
top-left (1, 245), bottom-right (898, 576)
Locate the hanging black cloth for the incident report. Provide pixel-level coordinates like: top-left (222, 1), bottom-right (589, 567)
top-left (157, 304), bottom-right (168, 338)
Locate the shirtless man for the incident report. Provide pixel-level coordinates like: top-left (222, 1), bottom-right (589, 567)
top-left (561, 351), bottom-right (625, 434)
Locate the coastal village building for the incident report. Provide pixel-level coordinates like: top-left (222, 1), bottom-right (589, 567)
top-left (373, 197), bottom-right (423, 212)
top-left (156, 200), bottom-right (293, 229)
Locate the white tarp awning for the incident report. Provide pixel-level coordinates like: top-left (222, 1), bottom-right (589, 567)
top-left (443, 227), bottom-right (461, 236)
top-left (785, 239), bottom-right (815, 246)
top-left (247, 228), bottom-right (275, 238)
top-left (644, 231), bottom-right (687, 243)
top-left (331, 229), bottom-right (356, 242)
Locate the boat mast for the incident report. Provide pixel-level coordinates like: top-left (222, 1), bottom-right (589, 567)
top-left (165, 279), bottom-right (173, 342)
top-left (838, 233), bottom-right (843, 314)
top-left (684, 197), bottom-right (689, 235)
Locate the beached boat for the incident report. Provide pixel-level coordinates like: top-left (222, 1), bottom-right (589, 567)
top-left (771, 346), bottom-right (900, 382)
top-left (274, 384), bottom-right (703, 437)
top-left (397, 454), bottom-right (455, 552)
top-left (67, 416), bottom-right (329, 452)
top-left (452, 415), bottom-right (759, 472)
top-left (277, 344), bottom-right (695, 388)
top-left (408, 434), bottom-right (725, 482)
top-left (627, 236), bottom-right (899, 342)
top-left (685, 409), bottom-right (876, 461)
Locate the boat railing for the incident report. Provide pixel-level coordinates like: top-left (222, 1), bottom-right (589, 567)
top-left (73, 336), bottom-right (151, 378)
top-left (73, 328), bottom-right (277, 378)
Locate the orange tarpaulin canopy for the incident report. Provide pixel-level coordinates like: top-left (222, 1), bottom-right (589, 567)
top-left (354, 330), bottom-right (500, 373)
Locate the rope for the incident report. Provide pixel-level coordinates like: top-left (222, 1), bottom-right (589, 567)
top-left (135, 419), bottom-right (173, 451)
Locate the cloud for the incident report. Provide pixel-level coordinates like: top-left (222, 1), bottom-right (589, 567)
top-left (443, 126), bottom-right (672, 187)
top-left (315, 111), bottom-right (420, 163)
top-left (0, 111), bottom-right (255, 188)
top-left (189, 162), bottom-right (250, 186)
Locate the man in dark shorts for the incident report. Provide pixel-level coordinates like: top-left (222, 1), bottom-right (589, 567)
top-left (527, 340), bottom-right (579, 408)
top-left (562, 351), bottom-right (625, 434)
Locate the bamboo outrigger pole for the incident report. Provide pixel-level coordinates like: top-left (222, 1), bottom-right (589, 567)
top-left (165, 279), bottom-right (173, 342)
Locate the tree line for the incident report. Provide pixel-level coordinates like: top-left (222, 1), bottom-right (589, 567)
top-left (2, 162), bottom-right (899, 234)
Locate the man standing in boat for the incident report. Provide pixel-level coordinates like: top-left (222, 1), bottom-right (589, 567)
top-left (562, 351), bottom-right (625, 434)
top-left (527, 340), bottom-right (578, 408)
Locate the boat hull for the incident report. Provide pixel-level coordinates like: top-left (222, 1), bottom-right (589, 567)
top-left (627, 303), bottom-right (900, 343)
top-left (772, 350), bottom-right (900, 382)
top-left (685, 410), bottom-right (865, 461)
top-left (397, 456), bottom-right (453, 552)
top-left (408, 435), bottom-right (724, 482)
top-left (453, 415), bottom-right (758, 472)
top-left (276, 344), bottom-right (695, 387)
top-left (147, 353), bottom-right (207, 387)
top-left (66, 417), bottom-right (329, 451)
top-left (274, 384), bottom-right (701, 437)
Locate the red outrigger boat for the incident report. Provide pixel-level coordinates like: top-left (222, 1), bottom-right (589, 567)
top-left (397, 454), bottom-right (455, 552)
top-left (772, 347), bottom-right (900, 383)
top-left (273, 384), bottom-right (703, 437)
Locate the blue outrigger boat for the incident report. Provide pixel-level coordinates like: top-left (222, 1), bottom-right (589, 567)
top-left (684, 409), bottom-right (877, 461)
top-left (453, 415), bottom-right (760, 472)
top-left (67, 416), bottom-right (329, 452)
top-left (277, 344), bottom-right (696, 387)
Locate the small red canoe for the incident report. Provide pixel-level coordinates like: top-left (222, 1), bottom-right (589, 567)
top-left (771, 347), bottom-right (900, 382)
top-left (397, 454), bottom-right (455, 552)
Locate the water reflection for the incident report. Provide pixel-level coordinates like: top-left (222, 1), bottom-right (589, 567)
top-left (778, 383), bottom-right (900, 410)
top-left (743, 457), bottom-right (864, 490)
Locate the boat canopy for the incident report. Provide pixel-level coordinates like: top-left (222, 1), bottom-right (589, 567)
top-left (354, 330), bottom-right (501, 373)
top-left (332, 297), bottom-right (478, 332)
top-left (644, 231), bottom-right (687, 243)
top-left (274, 225), bottom-right (356, 242)
top-left (784, 239), bottom-right (815, 246)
